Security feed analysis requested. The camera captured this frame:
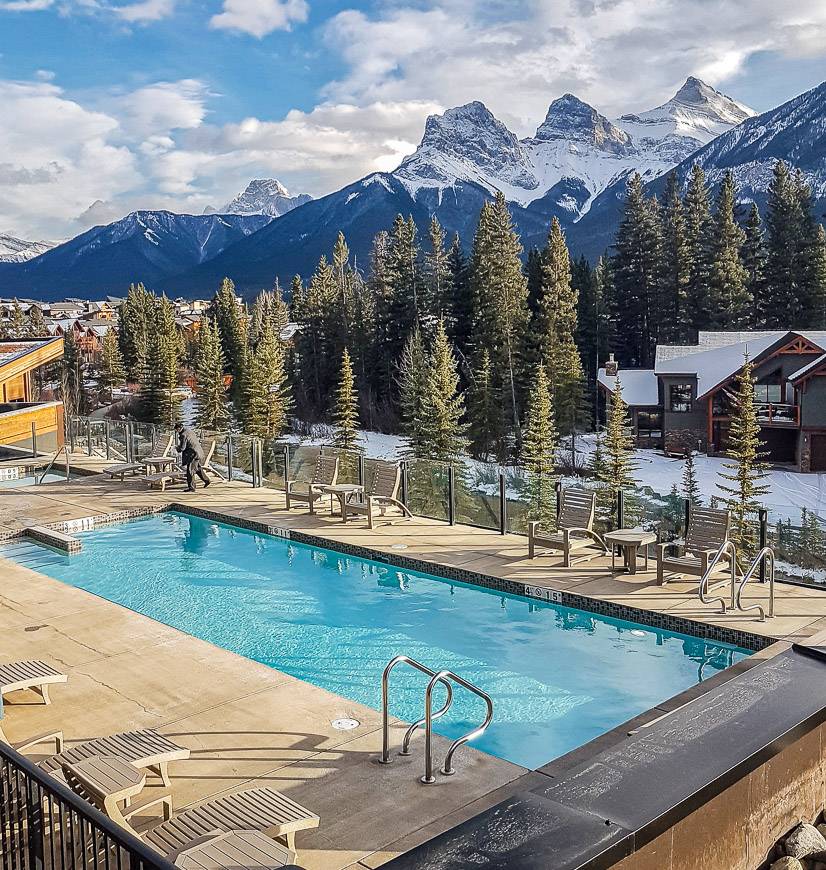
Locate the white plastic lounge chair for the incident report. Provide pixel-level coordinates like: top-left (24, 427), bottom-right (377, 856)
top-left (343, 461), bottom-right (412, 528)
top-left (657, 507), bottom-right (732, 586)
top-left (0, 660), bottom-right (67, 705)
top-left (528, 487), bottom-right (608, 566)
top-left (284, 454), bottom-right (339, 513)
top-left (104, 433), bottom-right (174, 480)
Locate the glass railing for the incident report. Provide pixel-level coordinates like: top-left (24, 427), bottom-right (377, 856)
top-left (405, 458), bottom-right (450, 522)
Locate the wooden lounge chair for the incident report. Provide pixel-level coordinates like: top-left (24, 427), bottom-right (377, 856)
top-left (0, 660), bottom-right (67, 705)
top-left (343, 461), bottom-right (412, 528)
top-left (528, 487), bottom-right (608, 567)
top-left (657, 507), bottom-right (732, 586)
top-left (284, 454), bottom-right (339, 513)
top-left (38, 729), bottom-right (191, 787)
top-left (145, 439), bottom-right (225, 491)
top-left (103, 433), bottom-right (174, 481)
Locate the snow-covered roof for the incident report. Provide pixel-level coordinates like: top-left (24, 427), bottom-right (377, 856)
top-left (597, 368), bottom-right (659, 406)
top-left (696, 330), bottom-right (826, 348)
top-left (789, 353), bottom-right (826, 383)
top-left (0, 338), bottom-right (59, 368)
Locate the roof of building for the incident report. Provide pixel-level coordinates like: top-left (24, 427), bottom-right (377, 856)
top-left (789, 353), bottom-right (826, 383)
top-left (0, 337), bottom-right (63, 373)
top-left (597, 368), bottom-right (659, 406)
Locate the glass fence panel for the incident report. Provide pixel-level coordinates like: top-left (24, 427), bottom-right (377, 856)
top-left (321, 447), bottom-right (361, 485)
top-left (262, 441), bottom-right (288, 489)
top-left (230, 435), bottom-right (255, 483)
top-left (455, 461), bottom-right (501, 531)
top-left (287, 445), bottom-right (322, 482)
top-left (505, 470), bottom-right (559, 535)
top-left (131, 422), bottom-right (158, 460)
top-left (770, 511), bottom-right (826, 586)
top-left (107, 421), bottom-right (129, 460)
top-left (406, 459), bottom-right (449, 521)
top-left (632, 486), bottom-right (685, 541)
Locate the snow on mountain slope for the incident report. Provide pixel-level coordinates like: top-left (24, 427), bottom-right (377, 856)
top-left (0, 234), bottom-right (55, 262)
top-left (222, 178), bottom-right (312, 218)
top-left (395, 78), bottom-right (751, 222)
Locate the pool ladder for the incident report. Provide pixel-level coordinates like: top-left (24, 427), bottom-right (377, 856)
top-left (379, 655), bottom-right (494, 784)
top-left (698, 541), bottom-right (775, 621)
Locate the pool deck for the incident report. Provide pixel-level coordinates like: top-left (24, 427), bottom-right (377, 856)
top-left (1, 464), bottom-right (824, 869)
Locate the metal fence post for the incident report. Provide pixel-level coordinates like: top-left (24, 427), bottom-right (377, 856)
top-left (31, 422), bottom-right (37, 458)
top-left (283, 444), bottom-right (290, 485)
top-left (126, 422), bottom-right (133, 463)
top-left (86, 419), bottom-right (92, 457)
top-left (358, 454), bottom-right (365, 487)
top-left (759, 508), bottom-right (768, 583)
top-left (684, 497), bottom-right (691, 536)
top-left (498, 473), bottom-right (507, 535)
top-left (616, 489), bottom-right (624, 530)
top-left (555, 480), bottom-right (562, 524)
top-left (227, 437), bottom-right (234, 482)
top-left (448, 465), bottom-right (456, 526)
top-left (401, 461), bottom-right (409, 507)
top-left (105, 420), bottom-right (111, 459)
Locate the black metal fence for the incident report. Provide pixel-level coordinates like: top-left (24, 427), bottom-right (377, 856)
top-left (0, 741), bottom-right (174, 870)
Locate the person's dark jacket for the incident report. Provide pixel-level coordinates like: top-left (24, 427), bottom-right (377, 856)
top-left (177, 428), bottom-right (204, 462)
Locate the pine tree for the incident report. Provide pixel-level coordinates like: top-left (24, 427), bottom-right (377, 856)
top-left (26, 304), bottom-right (47, 338)
top-left (293, 255), bottom-right (336, 416)
top-left (424, 217), bottom-right (451, 326)
top-left (809, 225), bottom-right (826, 329)
top-left (716, 353), bottom-right (770, 555)
top-left (470, 192), bottom-right (530, 442)
top-left (764, 161), bottom-right (803, 326)
top-left (367, 231), bottom-right (397, 408)
top-left (447, 233), bottom-right (474, 361)
top-left (213, 277), bottom-right (245, 379)
top-left (710, 170), bottom-right (750, 328)
top-left (397, 328), bottom-right (429, 459)
top-left (251, 319), bottom-right (291, 439)
top-left (681, 450), bottom-right (702, 505)
top-left (466, 348), bottom-right (501, 460)
top-left (796, 174), bottom-right (826, 328)
top-left (521, 364), bottom-right (558, 525)
top-left (9, 300), bottom-right (25, 339)
top-left (387, 215), bottom-right (420, 343)
top-left (118, 283), bottom-right (152, 383)
top-left (422, 320), bottom-right (467, 464)
top-left (612, 173), bottom-right (662, 366)
top-left (61, 328), bottom-right (86, 418)
top-left (684, 164), bottom-right (714, 336)
top-left (329, 231), bottom-right (355, 357)
top-left (331, 347), bottom-right (360, 451)
top-left (601, 377), bottom-right (639, 492)
top-left (742, 203), bottom-right (768, 325)
top-left (659, 172), bottom-right (691, 343)
top-left (141, 296), bottom-right (180, 426)
top-left (98, 327), bottom-right (125, 397)
top-left (195, 317), bottom-right (229, 431)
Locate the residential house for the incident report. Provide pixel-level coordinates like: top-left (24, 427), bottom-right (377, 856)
top-left (598, 331), bottom-right (826, 472)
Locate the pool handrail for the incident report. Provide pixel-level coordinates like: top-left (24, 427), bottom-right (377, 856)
top-left (698, 539), bottom-right (738, 613)
top-left (736, 546), bottom-right (776, 621)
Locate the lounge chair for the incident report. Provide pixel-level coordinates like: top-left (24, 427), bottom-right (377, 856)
top-left (284, 454), bottom-right (339, 513)
top-left (0, 660), bottom-right (67, 705)
top-left (64, 756), bottom-right (316, 859)
top-left (528, 487), bottom-right (608, 566)
top-left (144, 438), bottom-right (225, 491)
top-left (103, 433), bottom-right (174, 481)
top-left (343, 461), bottom-right (412, 528)
top-left (657, 507), bottom-right (732, 586)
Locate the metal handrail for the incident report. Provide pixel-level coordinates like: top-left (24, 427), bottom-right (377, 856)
top-left (698, 539), bottom-right (738, 613)
top-left (735, 546), bottom-right (776, 621)
top-left (422, 670), bottom-right (494, 784)
top-left (37, 444), bottom-right (71, 484)
top-left (379, 655), bottom-right (454, 765)
top-left (400, 680), bottom-right (453, 756)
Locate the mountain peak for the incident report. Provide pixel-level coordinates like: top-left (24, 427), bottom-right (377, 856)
top-left (222, 178), bottom-right (311, 218)
top-left (669, 76), bottom-right (754, 122)
top-left (533, 94), bottom-right (633, 154)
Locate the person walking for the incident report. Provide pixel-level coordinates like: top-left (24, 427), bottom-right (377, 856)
top-left (175, 422), bottom-right (210, 492)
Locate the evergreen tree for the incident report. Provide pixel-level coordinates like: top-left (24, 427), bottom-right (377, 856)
top-left (710, 170), bottom-right (750, 328)
top-left (600, 378), bottom-right (639, 492)
top-left (329, 231), bottom-right (355, 357)
top-left (809, 225), bottom-right (826, 329)
top-left (141, 296), bottom-right (180, 426)
top-left (293, 255), bottom-right (336, 416)
top-left (8, 300), bottom-right (25, 339)
top-left (521, 364), bottom-right (558, 525)
top-left (612, 173), bottom-right (662, 366)
top-left (796, 174), bottom-right (826, 327)
top-left (683, 164), bottom-right (714, 335)
top-left (195, 317), bottom-right (229, 431)
top-left (659, 172), bottom-right (691, 343)
top-left (716, 353), bottom-right (770, 555)
top-left (331, 347), bottom-right (360, 451)
top-left (447, 233), bottom-right (474, 362)
top-left (742, 203), bottom-right (768, 325)
top-left (350, 271), bottom-right (377, 426)
top-left (61, 329), bottom-right (86, 418)
top-left (387, 215), bottom-right (420, 343)
top-left (367, 231), bottom-right (397, 408)
top-left (424, 217), bottom-right (451, 326)
top-left (470, 192), bottom-right (530, 441)
top-left (98, 327), bottom-right (125, 397)
top-left (118, 283), bottom-right (152, 383)
top-left (422, 320), bottom-right (467, 464)
top-left (397, 328), bottom-right (429, 459)
top-left (213, 277), bottom-right (245, 379)
top-left (466, 348), bottom-right (501, 460)
top-left (764, 161), bottom-right (804, 326)
top-left (26, 304), bottom-right (47, 338)
top-left (681, 450), bottom-right (702, 506)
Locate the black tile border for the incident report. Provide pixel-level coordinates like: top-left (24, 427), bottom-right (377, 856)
top-left (2, 501), bottom-right (770, 652)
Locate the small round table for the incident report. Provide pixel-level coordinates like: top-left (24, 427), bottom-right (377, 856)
top-left (318, 483), bottom-right (364, 520)
top-left (605, 530), bottom-right (657, 575)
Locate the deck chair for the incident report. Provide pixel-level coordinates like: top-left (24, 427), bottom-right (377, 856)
top-left (103, 433), bottom-right (174, 481)
top-left (145, 438), bottom-right (225, 491)
top-left (342, 461), bottom-right (412, 528)
top-left (0, 660), bottom-right (67, 705)
top-left (284, 454), bottom-right (339, 513)
top-left (657, 507), bottom-right (732, 586)
top-left (528, 487), bottom-right (608, 567)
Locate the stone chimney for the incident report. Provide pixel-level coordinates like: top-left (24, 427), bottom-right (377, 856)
top-left (605, 353), bottom-right (618, 377)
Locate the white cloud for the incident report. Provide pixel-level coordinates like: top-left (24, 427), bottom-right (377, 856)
top-left (0, 0), bottom-right (54, 10)
top-left (209, 0), bottom-right (308, 37)
top-left (112, 0), bottom-right (175, 22)
top-left (118, 79), bottom-right (208, 136)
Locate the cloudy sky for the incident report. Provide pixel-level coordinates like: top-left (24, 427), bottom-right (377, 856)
top-left (2, 0), bottom-right (825, 240)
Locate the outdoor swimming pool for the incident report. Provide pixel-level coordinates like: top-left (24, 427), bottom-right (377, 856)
top-left (2, 511), bottom-right (751, 769)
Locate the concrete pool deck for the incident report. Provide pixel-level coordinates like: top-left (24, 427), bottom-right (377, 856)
top-left (0, 466), bottom-right (824, 868)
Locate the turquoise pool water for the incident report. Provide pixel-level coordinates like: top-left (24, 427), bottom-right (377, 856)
top-left (2, 511), bottom-right (751, 769)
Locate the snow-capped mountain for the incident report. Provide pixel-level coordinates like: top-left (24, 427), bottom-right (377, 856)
top-left (0, 234), bottom-right (55, 262)
top-left (221, 179), bottom-right (312, 218)
top-left (0, 211), bottom-right (270, 300)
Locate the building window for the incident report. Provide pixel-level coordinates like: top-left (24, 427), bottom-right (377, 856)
top-left (754, 383), bottom-right (782, 404)
top-left (669, 384), bottom-right (692, 413)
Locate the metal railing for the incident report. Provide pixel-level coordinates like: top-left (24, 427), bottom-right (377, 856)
top-left (697, 540), bottom-right (777, 621)
top-left (698, 540), bottom-right (738, 613)
top-left (379, 655), bottom-right (494, 785)
top-left (37, 445), bottom-right (71, 484)
top-left (0, 740), bottom-right (174, 870)
top-left (736, 547), bottom-right (776, 621)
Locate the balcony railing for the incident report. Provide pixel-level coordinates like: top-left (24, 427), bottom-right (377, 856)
top-left (756, 403), bottom-right (799, 426)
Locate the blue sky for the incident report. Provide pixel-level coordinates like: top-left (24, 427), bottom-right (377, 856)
top-left (2, 0), bottom-right (825, 238)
